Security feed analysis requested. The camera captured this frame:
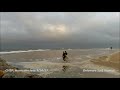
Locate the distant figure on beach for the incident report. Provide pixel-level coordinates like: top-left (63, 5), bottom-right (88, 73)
top-left (62, 51), bottom-right (68, 61)
top-left (110, 47), bottom-right (112, 50)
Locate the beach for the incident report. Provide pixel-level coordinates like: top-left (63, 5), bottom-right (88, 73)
top-left (0, 48), bottom-right (120, 78)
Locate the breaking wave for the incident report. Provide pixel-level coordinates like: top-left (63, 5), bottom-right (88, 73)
top-left (0, 49), bottom-right (50, 54)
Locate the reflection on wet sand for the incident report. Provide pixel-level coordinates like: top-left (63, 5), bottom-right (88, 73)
top-left (1, 49), bottom-right (119, 78)
top-left (62, 65), bottom-right (69, 72)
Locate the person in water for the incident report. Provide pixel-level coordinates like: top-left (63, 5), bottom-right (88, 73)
top-left (110, 47), bottom-right (112, 50)
top-left (62, 51), bottom-right (68, 61)
top-left (65, 51), bottom-right (67, 55)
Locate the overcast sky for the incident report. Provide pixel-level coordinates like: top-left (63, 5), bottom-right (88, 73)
top-left (0, 12), bottom-right (119, 50)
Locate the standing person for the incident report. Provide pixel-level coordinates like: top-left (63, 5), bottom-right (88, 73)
top-left (62, 51), bottom-right (68, 61)
top-left (65, 51), bottom-right (68, 61)
top-left (62, 51), bottom-right (65, 61)
top-left (65, 51), bottom-right (67, 55)
top-left (110, 47), bottom-right (112, 50)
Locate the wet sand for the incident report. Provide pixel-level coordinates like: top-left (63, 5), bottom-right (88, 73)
top-left (0, 49), bottom-right (119, 78)
top-left (91, 52), bottom-right (120, 71)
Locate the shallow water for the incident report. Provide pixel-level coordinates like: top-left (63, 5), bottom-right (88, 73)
top-left (1, 49), bottom-right (119, 78)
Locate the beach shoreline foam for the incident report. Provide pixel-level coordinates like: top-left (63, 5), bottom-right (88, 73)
top-left (0, 49), bottom-right (120, 78)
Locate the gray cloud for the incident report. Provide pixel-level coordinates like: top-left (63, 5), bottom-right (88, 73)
top-left (0, 12), bottom-right (119, 50)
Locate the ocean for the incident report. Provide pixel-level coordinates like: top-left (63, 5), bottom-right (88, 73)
top-left (0, 48), bottom-right (119, 78)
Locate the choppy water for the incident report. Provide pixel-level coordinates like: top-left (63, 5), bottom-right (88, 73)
top-left (1, 49), bottom-right (119, 78)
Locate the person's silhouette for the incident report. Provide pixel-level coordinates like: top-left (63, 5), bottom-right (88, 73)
top-left (110, 47), bottom-right (112, 50)
top-left (62, 51), bottom-right (65, 61)
top-left (62, 51), bottom-right (68, 61)
top-left (65, 51), bottom-right (67, 55)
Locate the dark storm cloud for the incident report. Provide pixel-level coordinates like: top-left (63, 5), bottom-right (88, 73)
top-left (0, 12), bottom-right (119, 49)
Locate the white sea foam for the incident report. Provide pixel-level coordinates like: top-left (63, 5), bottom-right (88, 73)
top-left (68, 49), bottom-right (72, 50)
top-left (57, 57), bottom-right (61, 60)
top-left (86, 55), bottom-right (92, 58)
top-left (0, 49), bottom-right (49, 54)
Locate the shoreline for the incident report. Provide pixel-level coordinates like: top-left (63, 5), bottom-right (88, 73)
top-left (79, 51), bottom-right (120, 76)
top-left (91, 51), bottom-right (120, 71)
top-left (0, 50), bottom-right (120, 78)
top-left (0, 58), bottom-right (42, 78)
